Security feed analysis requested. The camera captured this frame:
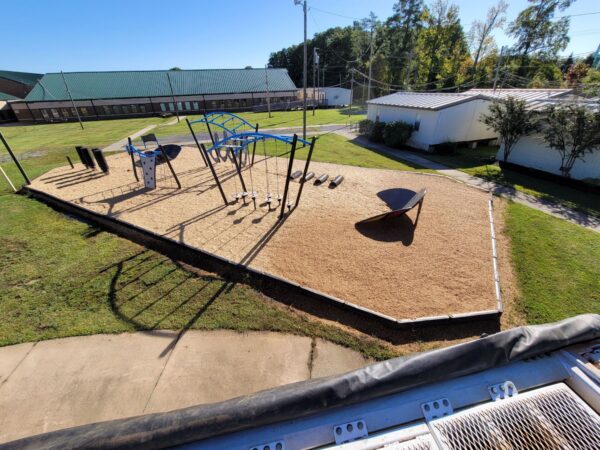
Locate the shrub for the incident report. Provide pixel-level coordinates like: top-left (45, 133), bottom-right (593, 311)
top-left (382, 121), bottom-right (414, 148)
top-left (370, 121), bottom-right (386, 143)
top-left (358, 119), bottom-right (374, 135)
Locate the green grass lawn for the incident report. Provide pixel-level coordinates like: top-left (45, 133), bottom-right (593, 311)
top-left (153, 108), bottom-right (366, 137)
top-left (505, 202), bottom-right (600, 323)
top-left (0, 193), bottom-right (394, 359)
top-left (260, 133), bottom-right (426, 171)
top-left (419, 146), bottom-right (600, 217)
top-left (0, 117), bottom-right (167, 156)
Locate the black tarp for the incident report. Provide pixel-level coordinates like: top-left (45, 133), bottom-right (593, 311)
top-left (3, 314), bottom-right (599, 450)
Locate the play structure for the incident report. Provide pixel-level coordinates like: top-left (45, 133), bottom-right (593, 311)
top-left (357, 188), bottom-right (427, 224)
top-left (186, 112), bottom-right (318, 220)
top-left (125, 137), bottom-right (182, 189)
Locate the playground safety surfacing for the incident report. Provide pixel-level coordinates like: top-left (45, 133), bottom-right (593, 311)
top-left (29, 147), bottom-right (499, 321)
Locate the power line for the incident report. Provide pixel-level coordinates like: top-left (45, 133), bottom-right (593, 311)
top-left (309, 6), bottom-right (360, 21)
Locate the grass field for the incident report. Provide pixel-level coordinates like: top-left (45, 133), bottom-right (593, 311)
top-left (262, 133), bottom-right (427, 171)
top-left (505, 202), bottom-right (600, 323)
top-left (153, 108), bottom-right (366, 137)
top-left (419, 146), bottom-right (600, 217)
top-left (0, 193), bottom-right (395, 359)
top-left (0, 117), bottom-right (165, 155)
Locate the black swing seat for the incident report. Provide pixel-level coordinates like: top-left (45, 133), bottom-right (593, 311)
top-left (357, 188), bottom-right (427, 224)
top-left (156, 144), bottom-right (183, 162)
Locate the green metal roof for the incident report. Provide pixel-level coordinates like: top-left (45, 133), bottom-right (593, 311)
top-left (0, 91), bottom-right (20, 101)
top-left (24, 69), bottom-right (297, 102)
top-left (0, 70), bottom-right (43, 86)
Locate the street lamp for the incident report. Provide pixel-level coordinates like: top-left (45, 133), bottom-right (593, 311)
top-left (294, 0), bottom-right (307, 141)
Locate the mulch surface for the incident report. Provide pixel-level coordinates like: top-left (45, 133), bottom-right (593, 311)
top-left (31, 147), bottom-right (497, 319)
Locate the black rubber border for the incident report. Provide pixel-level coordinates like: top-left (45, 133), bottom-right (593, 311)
top-left (23, 186), bottom-right (501, 334)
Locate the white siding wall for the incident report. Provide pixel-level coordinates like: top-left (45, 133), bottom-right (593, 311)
top-left (367, 99), bottom-right (497, 150)
top-left (433, 99), bottom-right (496, 143)
top-left (367, 104), bottom-right (439, 150)
top-left (323, 88), bottom-right (351, 106)
top-left (498, 134), bottom-right (600, 181)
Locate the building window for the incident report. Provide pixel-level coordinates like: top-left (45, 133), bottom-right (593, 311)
top-left (50, 108), bottom-right (60, 119)
top-left (184, 101), bottom-right (191, 110)
top-left (41, 109), bottom-right (50, 120)
top-left (414, 114), bottom-right (421, 131)
top-left (160, 103), bottom-right (167, 112)
top-left (122, 105), bottom-right (130, 114)
top-left (168, 103), bottom-right (175, 112)
top-left (192, 101), bottom-right (199, 110)
top-left (79, 107), bottom-right (89, 116)
top-left (130, 104), bottom-right (138, 113)
top-left (102, 106), bottom-right (111, 115)
top-left (139, 105), bottom-right (146, 113)
top-left (112, 105), bottom-right (121, 114)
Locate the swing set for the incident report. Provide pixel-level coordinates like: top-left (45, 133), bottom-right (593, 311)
top-left (186, 112), bottom-right (317, 220)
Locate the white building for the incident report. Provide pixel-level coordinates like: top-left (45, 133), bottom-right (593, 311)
top-left (366, 89), bottom-right (572, 151)
top-left (321, 87), bottom-right (351, 107)
top-left (498, 98), bottom-right (600, 182)
top-left (367, 92), bottom-right (494, 150)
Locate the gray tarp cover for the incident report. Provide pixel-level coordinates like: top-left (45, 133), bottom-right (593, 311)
top-left (3, 314), bottom-right (599, 450)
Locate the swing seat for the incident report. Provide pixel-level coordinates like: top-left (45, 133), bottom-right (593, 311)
top-left (356, 188), bottom-right (427, 224)
top-left (156, 144), bottom-right (182, 163)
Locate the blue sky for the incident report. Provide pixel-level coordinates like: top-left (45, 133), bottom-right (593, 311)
top-left (3, 0), bottom-right (599, 73)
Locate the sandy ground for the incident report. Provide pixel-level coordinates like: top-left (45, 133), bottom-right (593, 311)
top-left (31, 146), bottom-right (497, 319)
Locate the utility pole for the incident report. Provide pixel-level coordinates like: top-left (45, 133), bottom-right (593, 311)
top-left (349, 70), bottom-right (354, 117)
top-left (166, 72), bottom-right (180, 123)
top-left (265, 64), bottom-right (272, 118)
top-left (367, 25), bottom-right (375, 101)
top-left (312, 48), bottom-right (318, 116)
top-left (493, 46), bottom-right (505, 92)
top-left (294, 0), bottom-right (308, 141)
top-left (61, 71), bottom-right (84, 129)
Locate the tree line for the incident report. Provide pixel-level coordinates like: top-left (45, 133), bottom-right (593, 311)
top-left (268, 0), bottom-right (599, 101)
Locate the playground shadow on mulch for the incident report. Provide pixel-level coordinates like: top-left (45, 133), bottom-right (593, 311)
top-left (355, 215), bottom-right (416, 246)
top-left (355, 188), bottom-right (421, 246)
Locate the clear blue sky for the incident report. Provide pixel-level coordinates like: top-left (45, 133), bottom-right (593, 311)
top-left (3, 0), bottom-right (599, 74)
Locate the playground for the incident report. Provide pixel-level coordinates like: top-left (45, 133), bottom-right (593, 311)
top-left (25, 114), bottom-right (498, 321)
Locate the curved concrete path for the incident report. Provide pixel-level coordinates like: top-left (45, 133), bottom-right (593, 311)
top-left (0, 331), bottom-right (372, 444)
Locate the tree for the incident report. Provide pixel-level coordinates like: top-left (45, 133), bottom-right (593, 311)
top-left (169, 67), bottom-right (182, 71)
top-left (468, 0), bottom-right (507, 77)
top-left (480, 97), bottom-right (538, 161)
top-left (581, 68), bottom-right (600, 97)
top-left (565, 61), bottom-right (589, 88)
top-left (384, 0), bottom-right (424, 86)
top-left (542, 103), bottom-right (600, 177)
top-left (508, 0), bottom-right (573, 59)
top-left (244, 66), bottom-right (253, 69)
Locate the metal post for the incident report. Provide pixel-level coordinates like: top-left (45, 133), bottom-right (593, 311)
top-left (204, 113), bottom-right (215, 145)
top-left (186, 118), bottom-right (208, 166)
top-left (127, 137), bottom-right (139, 182)
top-left (279, 134), bottom-right (298, 219)
top-left (0, 131), bottom-right (30, 185)
top-left (159, 146), bottom-right (181, 189)
top-left (61, 71), bottom-right (84, 129)
top-left (166, 72), bottom-right (180, 123)
top-left (251, 123), bottom-right (259, 166)
top-left (302, 0), bottom-right (307, 141)
top-left (66, 156), bottom-right (74, 169)
top-left (265, 65), bottom-right (272, 119)
top-left (312, 48), bottom-right (318, 116)
top-left (294, 136), bottom-right (316, 208)
top-left (368, 26), bottom-right (375, 101)
top-left (349, 70), bottom-right (354, 117)
top-left (230, 146), bottom-right (248, 193)
top-left (200, 143), bottom-right (229, 206)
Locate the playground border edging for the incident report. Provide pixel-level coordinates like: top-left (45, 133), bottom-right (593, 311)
top-left (23, 186), bottom-right (501, 335)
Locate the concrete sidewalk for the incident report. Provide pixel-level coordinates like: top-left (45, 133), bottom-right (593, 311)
top-left (0, 331), bottom-right (371, 444)
top-left (337, 130), bottom-right (600, 233)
